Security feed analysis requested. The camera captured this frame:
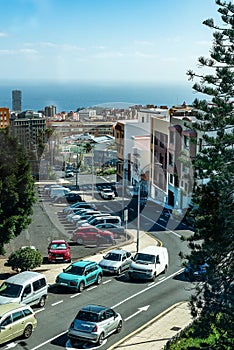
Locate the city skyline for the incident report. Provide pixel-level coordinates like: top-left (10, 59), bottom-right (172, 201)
top-left (0, 0), bottom-right (219, 83)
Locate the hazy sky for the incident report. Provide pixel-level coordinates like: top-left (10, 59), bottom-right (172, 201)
top-left (0, 0), bottom-right (220, 83)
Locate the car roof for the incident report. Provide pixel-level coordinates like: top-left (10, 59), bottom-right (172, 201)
top-left (106, 249), bottom-right (128, 254)
top-left (50, 239), bottom-right (67, 244)
top-left (6, 271), bottom-right (45, 284)
top-left (0, 303), bottom-right (31, 315)
top-left (81, 304), bottom-right (108, 313)
top-left (71, 260), bottom-right (96, 267)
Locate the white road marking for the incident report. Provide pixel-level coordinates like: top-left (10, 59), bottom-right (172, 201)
top-left (103, 279), bottom-right (112, 284)
top-left (87, 285), bottom-right (97, 291)
top-left (70, 293), bottom-right (80, 298)
top-left (30, 330), bottom-right (68, 350)
top-left (124, 305), bottom-right (150, 321)
top-left (35, 308), bottom-right (45, 314)
top-left (51, 300), bottom-right (63, 306)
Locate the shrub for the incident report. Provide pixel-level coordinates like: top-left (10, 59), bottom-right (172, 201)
top-left (7, 247), bottom-right (43, 272)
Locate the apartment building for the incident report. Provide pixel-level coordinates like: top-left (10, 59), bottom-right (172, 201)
top-left (0, 107), bottom-right (10, 128)
top-left (10, 110), bottom-right (46, 153)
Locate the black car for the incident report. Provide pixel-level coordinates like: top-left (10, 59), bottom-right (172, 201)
top-left (65, 192), bottom-right (83, 203)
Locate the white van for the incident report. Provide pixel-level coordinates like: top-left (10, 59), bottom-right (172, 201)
top-left (129, 246), bottom-right (169, 281)
top-left (0, 271), bottom-right (48, 307)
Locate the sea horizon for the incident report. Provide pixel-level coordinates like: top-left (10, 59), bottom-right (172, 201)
top-left (0, 80), bottom-right (205, 113)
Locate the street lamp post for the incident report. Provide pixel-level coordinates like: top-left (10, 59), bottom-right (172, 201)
top-left (136, 179), bottom-right (141, 252)
top-left (75, 153), bottom-right (79, 190)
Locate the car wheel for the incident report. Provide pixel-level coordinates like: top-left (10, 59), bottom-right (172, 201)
top-left (23, 325), bottom-right (33, 339)
top-left (77, 238), bottom-right (83, 245)
top-left (97, 332), bottom-right (104, 345)
top-left (96, 274), bottom-right (102, 285)
top-left (38, 296), bottom-right (46, 308)
top-left (78, 281), bottom-right (85, 292)
top-left (70, 339), bottom-right (76, 346)
top-left (116, 320), bottom-right (122, 333)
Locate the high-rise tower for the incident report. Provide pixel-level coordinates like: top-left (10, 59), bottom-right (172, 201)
top-left (12, 90), bottom-right (22, 112)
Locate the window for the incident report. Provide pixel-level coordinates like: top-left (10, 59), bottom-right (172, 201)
top-left (1, 316), bottom-right (12, 327)
top-left (105, 309), bottom-right (115, 319)
top-left (23, 285), bottom-right (31, 297)
top-left (169, 174), bottom-right (173, 184)
top-left (33, 278), bottom-right (46, 291)
top-left (169, 153), bottom-right (174, 166)
top-left (160, 134), bottom-right (164, 148)
top-left (23, 308), bottom-right (33, 317)
top-left (184, 135), bottom-right (189, 149)
top-left (12, 311), bottom-right (24, 322)
top-left (170, 131), bottom-right (174, 144)
top-left (142, 116), bottom-right (145, 123)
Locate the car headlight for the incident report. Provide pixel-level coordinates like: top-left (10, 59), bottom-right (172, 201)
top-left (70, 280), bottom-right (78, 286)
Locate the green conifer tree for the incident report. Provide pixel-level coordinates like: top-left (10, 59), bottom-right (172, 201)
top-left (0, 129), bottom-right (36, 255)
top-left (180, 1), bottom-right (234, 347)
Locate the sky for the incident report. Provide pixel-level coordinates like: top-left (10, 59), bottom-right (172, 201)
top-left (0, 0), bottom-right (220, 83)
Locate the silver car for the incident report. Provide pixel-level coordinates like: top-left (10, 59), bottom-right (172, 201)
top-left (99, 249), bottom-right (132, 275)
top-left (68, 304), bottom-right (122, 346)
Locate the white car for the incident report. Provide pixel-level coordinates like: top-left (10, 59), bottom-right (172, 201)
top-left (100, 188), bottom-right (115, 199)
top-left (99, 249), bottom-right (132, 275)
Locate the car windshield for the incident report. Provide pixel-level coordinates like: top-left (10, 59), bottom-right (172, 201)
top-left (64, 265), bottom-right (84, 275)
top-left (0, 282), bottom-right (22, 298)
top-left (50, 243), bottom-right (67, 250)
top-left (76, 311), bottom-right (99, 322)
top-left (134, 253), bottom-right (155, 264)
top-left (104, 253), bottom-right (121, 261)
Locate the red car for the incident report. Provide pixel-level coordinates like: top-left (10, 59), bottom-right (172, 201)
top-left (72, 226), bottom-right (115, 246)
top-left (48, 239), bottom-right (71, 263)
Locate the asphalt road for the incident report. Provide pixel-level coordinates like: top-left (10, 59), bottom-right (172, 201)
top-left (1, 176), bottom-right (194, 350)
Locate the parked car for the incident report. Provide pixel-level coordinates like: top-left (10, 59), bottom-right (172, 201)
top-left (184, 261), bottom-right (209, 281)
top-left (66, 208), bottom-right (97, 222)
top-left (79, 215), bottom-right (122, 228)
top-left (72, 226), bottom-right (115, 245)
top-left (75, 212), bottom-right (111, 227)
top-left (0, 303), bottom-right (37, 345)
top-left (47, 240), bottom-right (71, 263)
top-left (0, 271), bottom-right (48, 307)
top-left (68, 304), bottom-right (122, 346)
top-left (71, 210), bottom-right (100, 225)
top-left (50, 187), bottom-right (71, 200)
top-left (99, 249), bottom-right (132, 275)
top-left (128, 246), bottom-right (169, 281)
top-left (54, 191), bottom-right (83, 204)
top-left (100, 187), bottom-right (115, 199)
top-left (95, 223), bottom-right (125, 238)
top-left (55, 260), bottom-right (103, 292)
top-left (63, 202), bottom-right (97, 214)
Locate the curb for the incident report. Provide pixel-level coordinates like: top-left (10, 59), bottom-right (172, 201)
top-left (108, 301), bottom-right (187, 350)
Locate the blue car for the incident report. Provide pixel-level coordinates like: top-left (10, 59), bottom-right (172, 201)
top-left (55, 260), bottom-right (103, 292)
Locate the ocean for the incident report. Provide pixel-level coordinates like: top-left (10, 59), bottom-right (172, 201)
top-left (0, 80), bottom-right (203, 113)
